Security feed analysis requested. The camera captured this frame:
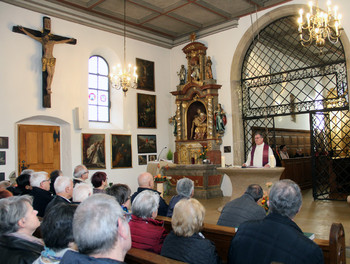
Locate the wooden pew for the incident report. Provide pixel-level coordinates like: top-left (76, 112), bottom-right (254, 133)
top-left (125, 248), bottom-right (186, 264)
top-left (157, 216), bottom-right (346, 264)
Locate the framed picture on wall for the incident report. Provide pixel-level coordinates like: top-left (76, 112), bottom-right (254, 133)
top-left (138, 155), bottom-right (147, 165)
top-left (137, 135), bottom-right (157, 153)
top-left (82, 133), bottom-right (106, 169)
top-left (148, 154), bottom-right (157, 162)
top-left (111, 134), bottom-right (132, 169)
top-left (0, 137), bottom-right (9, 149)
top-left (136, 58), bottom-right (155, 91)
top-left (0, 151), bottom-right (5, 165)
top-left (137, 93), bottom-right (156, 128)
top-left (0, 172), bottom-right (4, 181)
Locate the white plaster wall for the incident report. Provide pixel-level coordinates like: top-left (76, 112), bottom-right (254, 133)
top-left (0, 2), bottom-right (172, 192)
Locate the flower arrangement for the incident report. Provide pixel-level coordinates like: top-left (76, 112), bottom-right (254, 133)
top-left (260, 182), bottom-right (273, 213)
top-left (154, 174), bottom-right (167, 183)
top-left (198, 146), bottom-right (208, 160)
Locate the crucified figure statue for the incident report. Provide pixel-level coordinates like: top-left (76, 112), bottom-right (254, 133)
top-left (18, 26), bottom-right (74, 94)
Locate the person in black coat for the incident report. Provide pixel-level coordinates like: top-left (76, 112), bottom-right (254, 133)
top-left (45, 176), bottom-right (73, 215)
top-left (0, 195), bottom-right (44, 264)
top-left (228, 180), bottom-right (324, 264)
top-left (131, 172), bottom-right (168, 216)
top-left (161, 198), bottom-right (221, 264)
top-left (29, 172), bottom-right (53, 217)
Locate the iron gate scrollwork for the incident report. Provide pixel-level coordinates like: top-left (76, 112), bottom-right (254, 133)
top-left (241, 15), bottom-right (349, 200)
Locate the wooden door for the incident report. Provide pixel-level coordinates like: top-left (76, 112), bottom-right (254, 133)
top-left (18, 124), bottom-right (60, 174)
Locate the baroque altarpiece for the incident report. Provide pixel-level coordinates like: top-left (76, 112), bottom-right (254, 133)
top-left (171, 40), bottom-right (225, 165)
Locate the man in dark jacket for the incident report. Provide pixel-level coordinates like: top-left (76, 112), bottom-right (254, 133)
top-left (217, 184), bottom-right (266, 227)
top-left (228, 179), bottom-right (324, 264)
top-left (29, 171), bottom-right (53, 217)
top-left (45, 176), bottom-right (73, 214)
top-left (0, 195), bottom-right (44, 264)
top-left (131, 172), bottom-right (168, 216)
top-left (60, 194), bottom-right (131, 264)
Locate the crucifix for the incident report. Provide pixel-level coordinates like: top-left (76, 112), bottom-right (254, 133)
top-left (13, 16), bottom-right (77, 108)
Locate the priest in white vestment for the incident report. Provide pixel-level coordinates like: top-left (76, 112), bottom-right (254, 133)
top-left (243, 132), bottom-right (276, 168)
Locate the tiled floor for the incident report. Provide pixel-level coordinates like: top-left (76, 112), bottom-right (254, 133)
top-left (165, 188), bottom-right (350, 259)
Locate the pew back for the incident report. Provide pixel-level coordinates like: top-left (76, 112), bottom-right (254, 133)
top-left (125, 248), bottom-right (186, 264)
top-left (157, 216), bottom-right (345, 264)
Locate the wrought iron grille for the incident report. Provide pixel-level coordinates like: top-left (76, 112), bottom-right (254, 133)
top-left (311, 110), bottom-right (350, 200)
top-left (241, 15), bottom-right (349, 200)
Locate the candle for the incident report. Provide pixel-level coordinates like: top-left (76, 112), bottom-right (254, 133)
top-left (221, 156), bottom-right (225, 168)
top-left (269, 155), bottom-right (275, 168)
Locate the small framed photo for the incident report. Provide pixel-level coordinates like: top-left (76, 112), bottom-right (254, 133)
top-left (148, 154), bottom-right (157, 162)
top-left (0, 172), bottom-right (4, 181)
top-left (111, 134), bottom-right (132, 169)
top-left (0, 151), bottom-right (5, 165)
top-left (224, 146), bottom-right (231, 153)
top-left (138, 155), bottom-right (147, 165)
top-left (82, 134), bottom-right (106, 169)
top-left (136, 58), bottom-right (155, 91)
top-left (0, 137), bottom-right (9, 149)
top-left (137, 93), bottom-right (156, 128)
top-left (137, 135), bottom-right (157, 153)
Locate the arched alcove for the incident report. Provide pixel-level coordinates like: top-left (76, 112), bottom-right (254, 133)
top-left (16, 115), bottom-right (72, 175)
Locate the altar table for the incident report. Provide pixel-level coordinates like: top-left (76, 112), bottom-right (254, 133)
top-left (217, 167), bottom-right (285, 200)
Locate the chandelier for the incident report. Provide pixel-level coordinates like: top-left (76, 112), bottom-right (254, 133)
top-left (297, 0), bottom-right (342, 51)
top-left (110, 0), bottom-right (138, 94)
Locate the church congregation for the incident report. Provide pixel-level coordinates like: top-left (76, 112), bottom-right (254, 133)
top-left (1, 0), bottom-right (349, 263)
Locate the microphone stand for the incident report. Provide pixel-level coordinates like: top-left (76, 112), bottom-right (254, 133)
top-left (157, 146), bottom-right (167, 161)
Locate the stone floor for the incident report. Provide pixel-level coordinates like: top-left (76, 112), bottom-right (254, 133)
top-left (164, 188), bottom-right (350, 259)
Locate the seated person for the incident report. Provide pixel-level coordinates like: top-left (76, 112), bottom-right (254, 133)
top-left (0, 195), bottom-right (44, 264)
top-left (167, 178), bottom-right (194, 217)
top-left (9, 173), bottom-right (32, 196)
top-left (217, 184), bottom-right (266, 228)
top-left (30, 171), bottom-right (53, 217)
top-left (72, 165), bottom-right (89, 186)
top-left (49, 169), bottom-right (63, 195)
top-left (106, 183), bottom-right (131, 213)
top-left (161, 198), bottom-right (221, 264)
top-left (129, 190), bottom-right (167, 254)
top-left (72, 183), bottom-right (92, 204)
top-left (33, 203), bottom-right (77, 263)
top-left (294, 148), bottom-right (305, 158)
top-left (243, 132), bottom-right (275, 168)
top-left (45, 176), bottom-right (73, 214)
top-left (228, 180), bottom-right (324, 264)
top-left (131, 172), bottom-right (168, 216)
top-left (60, 194), bottom-right (131, 264)
top-left (279, 144), bottom-right (289, 159)
top-left (91, 171), bottom-right (108, 194)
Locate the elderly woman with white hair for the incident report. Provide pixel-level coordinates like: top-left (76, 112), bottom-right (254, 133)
top-left (129, 190), bottom-right (167, 254)
top-left (161, 198), bottom-right (221, 264)
top-left (0, 195), bottom-right (44, 264)
top-left (167, 177), bottom-right (194, 217)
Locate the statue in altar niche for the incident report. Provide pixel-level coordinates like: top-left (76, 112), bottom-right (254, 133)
top-left (190, 57), bottom-right (200, 82)
top-left (177, 65), bottom-right (186, 85)
top-left (205, 56), bottom-right (213, 79)
top-left (191, 108), bottom-right (207, 140)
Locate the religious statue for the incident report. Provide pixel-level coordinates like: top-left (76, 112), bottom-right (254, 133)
top-left (177, 65), bottom-right (186, 85)
top-left (169, 114), bottom-right (177, 136)
top-left (214, 104), bottom-right (227, 133)
top-left (191, 109), bottom-right (207, 140)
top-left (18, 26), bottom-right (75, 94)
top-left (205, 56), bottom-right (213, 79)
top-left (191, 58), bottom-right (200, 81)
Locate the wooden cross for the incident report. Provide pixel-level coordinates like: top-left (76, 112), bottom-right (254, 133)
top-left (13, 17), bottom-right (77, 108)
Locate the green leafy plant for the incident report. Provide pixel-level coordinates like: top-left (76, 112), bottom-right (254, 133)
top-left (166, 149), bottom-right (173, 160)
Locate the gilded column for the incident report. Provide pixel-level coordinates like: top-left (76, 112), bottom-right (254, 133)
top-left (207, 96), bottom-right (213, 139)
top-left (176, 102), bottom-right (181, 141)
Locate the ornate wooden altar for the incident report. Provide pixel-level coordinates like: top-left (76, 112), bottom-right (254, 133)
top-left (171, 38), bottom-right (225, 165)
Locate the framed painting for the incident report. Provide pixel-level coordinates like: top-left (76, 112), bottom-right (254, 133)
top-left (137, 135), bottom-right (157, 153)
top-left (0, 172), bottom-right (4, 181)
top-left (136, 58), bottom-right (154, 91)
top-left (137, 93), bottom-right (156, 128)
top-left (0, 151), bottom-right (5, 165)
top-left (0, 137), bottom-right (9, 149)
top-left (138, 155), bottom-right (147, 165)
top-left (82, 133), bottom-right (106, 169)
top-left (111, 134), bottom-right (132, 168)
top-left (148, 154), bottom-right (157, 162)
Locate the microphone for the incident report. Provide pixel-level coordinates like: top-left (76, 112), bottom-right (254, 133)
top-left (157, 146), bottom-right (167, 161)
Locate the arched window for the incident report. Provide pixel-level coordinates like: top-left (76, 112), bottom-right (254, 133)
top-left (88, 55), bottom-right (110, 122)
